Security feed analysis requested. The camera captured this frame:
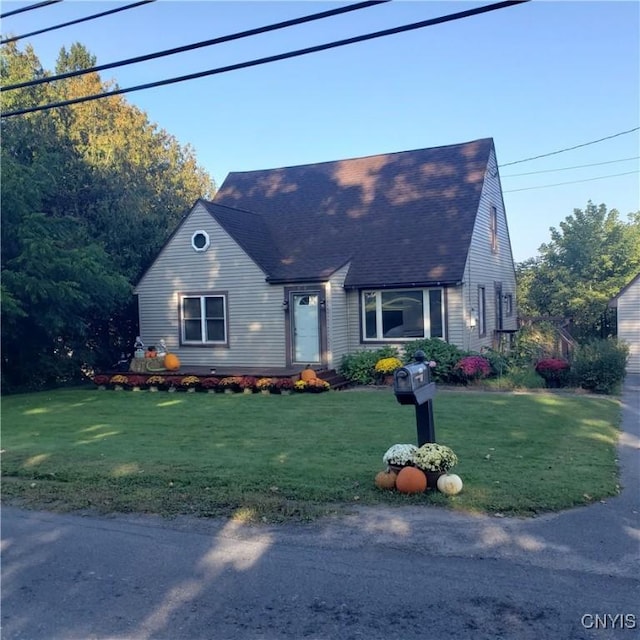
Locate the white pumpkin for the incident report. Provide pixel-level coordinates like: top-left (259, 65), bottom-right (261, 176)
top-left (437, 473), bottom-right (463, 495)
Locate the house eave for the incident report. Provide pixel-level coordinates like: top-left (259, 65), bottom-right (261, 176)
top-left (343, 280), bottom-right (463, 290)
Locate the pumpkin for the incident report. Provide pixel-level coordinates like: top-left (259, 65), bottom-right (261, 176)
top-left (145, 349), bottom-right (157, 359)
top-left (300, 368), bottom-right (317, 382)
top-left (164, 353), bottom-right (181, 371)
top-left (374, 470), bottom-right (397, 490)
top-left (395, 467), bottom-right (427, 494)
top-left (436, 473), bottom-right (463, 496)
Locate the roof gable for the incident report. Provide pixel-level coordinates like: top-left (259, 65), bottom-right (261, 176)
top-left (212, 138), bottom-right (494, 286)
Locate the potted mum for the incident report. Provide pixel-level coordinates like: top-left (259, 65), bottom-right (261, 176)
top-left (383, 443), bottom-right (418, 473)
top-left (275, 377), bottom-right (294, 395)
top-left (127, 374), bottom-right (148, 391)
top-left (535, 358), bottom-right (570, 388)
top-left (294, 379), bottom-right (307, 393)
top-left (146, 375), bottom-right (166, 392)
top-left (92, 374), bottom-right (110, 390)
top-left (110, 374), bottom-right (128, 391)
top-left (453, 355), bottom-right (491, 384)
top-left (219, 376), bottom-right (241, 393)
top-left (413, 442), bottom-right (458, 488)
top-left (239, 376), bottom-right (257, 394)
top-left (374, 356), bottom-right (403, 385)
top-left (180, 375), bottom-right (200, 392)
top-left (200, 377), bottom-right (220, 393)
top-left (306, 378), bottom-right (330, 393)
top-left (256, 377), bottom-right (274, 395)
top-left (165, 376), bottom-right (182, 392)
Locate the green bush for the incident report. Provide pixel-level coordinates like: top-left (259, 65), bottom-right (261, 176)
top-left (482, 348), bottom-right (510, 377)
top-left (401, 339), bottom-right (467, 383)
top-left (511, 321), bottom-right (560, 365)
top-left (571, 339), bottom-right (629, 394)
top-left (339, 346), bottom-right (399, 384)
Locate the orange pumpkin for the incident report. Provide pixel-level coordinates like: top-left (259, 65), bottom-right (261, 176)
top-left (164, 353), bottom-right (181, 371)
top-left (145, 349), bottom-right (157, 359)
top-left (300, 368), bottom-right (317, 382)
top-left (374, 470), bottom-right (397, 490)
top-left (395, 467), bottom-right (427, 494)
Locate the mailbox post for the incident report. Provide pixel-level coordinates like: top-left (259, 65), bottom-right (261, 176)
top-left (393, 350), bottom-right (436, 446)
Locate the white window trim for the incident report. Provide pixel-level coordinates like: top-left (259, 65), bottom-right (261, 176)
top-left (180, 294), bottom-right (227, 345)
top-left (361, 288), bottom-right (445, 342)
top-left (191, 230), bottom-right (210, 252)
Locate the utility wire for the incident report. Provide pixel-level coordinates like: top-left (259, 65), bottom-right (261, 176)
top-left (500, 127), bottom-right (640, 167)
top-left (1, 0), bottom-right (61, 20)
top-left (1, 0), bottom-right (387, 88)
top-left (0, 0), bottom-right (530, 118)
top-left (503, 170), bottom-right (638, 193)
top-left (1, 1), bottom-right (156, 45)
top-left (501, 156), bottom-right (640, 178)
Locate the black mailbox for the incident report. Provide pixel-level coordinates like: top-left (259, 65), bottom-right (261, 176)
top-left (394, 362), bottom-right (435, 406)
top-left (393, 350), bottom-right (437, 445)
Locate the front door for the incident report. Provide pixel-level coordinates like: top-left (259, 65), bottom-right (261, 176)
top-left (292, 294), bottom-right (320, 364)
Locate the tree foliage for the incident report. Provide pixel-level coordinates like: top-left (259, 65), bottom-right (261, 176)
top-left (1, 42), bottom-right (215, 391)
top-left (516, 202), bottom-right (640, 340)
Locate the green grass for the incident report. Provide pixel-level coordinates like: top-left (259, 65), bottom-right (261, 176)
top-left (0, 387), bottom-right (621, 522)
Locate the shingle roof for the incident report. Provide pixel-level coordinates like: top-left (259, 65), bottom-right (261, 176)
top-left (211, 138), bottom-right (494, 287)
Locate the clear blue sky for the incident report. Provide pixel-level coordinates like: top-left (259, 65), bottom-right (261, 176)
top-left (3, 0), bottom-right (639, 262)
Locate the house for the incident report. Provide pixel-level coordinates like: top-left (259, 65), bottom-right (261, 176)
top-left (609, 273), bottom-right (640, 374)
top-left (134, 138), bottom-right (517, 372)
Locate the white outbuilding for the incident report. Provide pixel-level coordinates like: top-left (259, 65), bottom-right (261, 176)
top-left (609, 273), bottom-right (640, 374)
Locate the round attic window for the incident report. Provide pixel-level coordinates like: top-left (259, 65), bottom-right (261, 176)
top-left (191, 230), bottom-right (210, 252)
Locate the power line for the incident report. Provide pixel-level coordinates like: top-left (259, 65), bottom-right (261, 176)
top-left (1, 1), bottom-right (156, 46)
top-left (503, 170), bottom-right (638, 193)
top-left (0, 0), bottom-right (61, 20)
top-left (501, 156), bottom-right (640, 178)
top-left (0, 0), bottom-right (530, 118)
top-left (499, 127), bottom-right (640, 167)
top-left (1, 0), bottom-right (388, 89)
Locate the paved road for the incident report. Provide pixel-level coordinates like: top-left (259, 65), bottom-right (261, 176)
top-left (2, 377), bottom-right (639, 640)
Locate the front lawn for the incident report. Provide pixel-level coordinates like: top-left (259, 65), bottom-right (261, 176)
top-left (0, 388), bottom-right (621, 522)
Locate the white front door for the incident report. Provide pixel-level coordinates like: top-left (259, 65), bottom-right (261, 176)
top-left (293, 294), bottom-right (320, 363)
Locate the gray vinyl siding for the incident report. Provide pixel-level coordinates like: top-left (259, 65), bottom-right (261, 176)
top-left (135, 202), bottom-right (286, 367)
top-left (462, 148), bottom-right (517, 352)
top-left (325, 263), bottom-right (351, 369)
top-left (616, 276), bottom-right (640, 373)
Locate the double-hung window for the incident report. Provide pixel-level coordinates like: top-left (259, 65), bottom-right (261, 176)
top-left (180, 294), bottom-right (227, 345)
top-left (362, 289), bottom-right (444, 341)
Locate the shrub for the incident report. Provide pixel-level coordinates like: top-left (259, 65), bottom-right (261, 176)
top-left (339, 346), bottom-right (399, 385)
top-left (454, 355), bottom-right (491, 383)
top-left (402, 339), bottom-right (466, 383)
top-left (571, 339), bottom-right (629, 394)
top-left (511, 322), bottom-right (560, 366)
top-left (481, 348), bottom-right (510, 377)
top-left (535, 358), bottom-right (571, 388)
